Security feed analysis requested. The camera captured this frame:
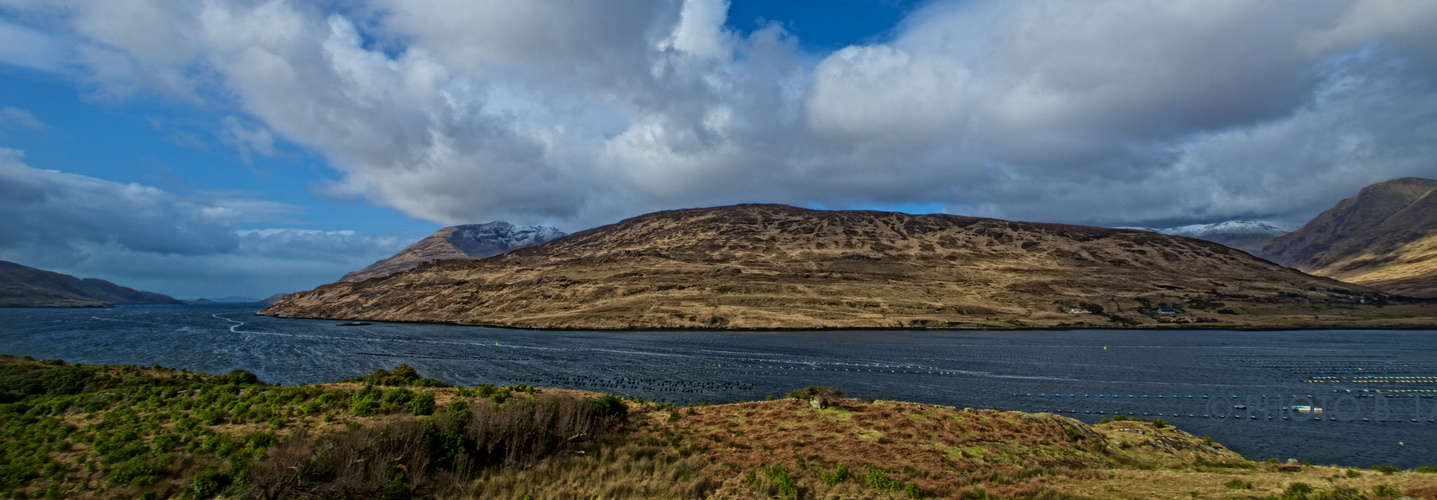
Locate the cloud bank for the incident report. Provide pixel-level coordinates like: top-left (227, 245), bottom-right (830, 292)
top-left (1, 0), bottom-right (1435, 286)
top-left (0, 149), bottom-right (407, 298)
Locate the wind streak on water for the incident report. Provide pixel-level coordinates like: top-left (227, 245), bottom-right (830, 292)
top-left (2, 304), bottom-right (1435, 469)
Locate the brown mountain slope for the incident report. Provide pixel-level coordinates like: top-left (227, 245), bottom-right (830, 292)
top-left (341, 222), bottom-right (564, 282)
top-left (0, 260), bottom-right (183, 307)
top-left (1261, 177), bottom-right (1437, 297)
top-left (261, 204), bottom-right (1423, 329)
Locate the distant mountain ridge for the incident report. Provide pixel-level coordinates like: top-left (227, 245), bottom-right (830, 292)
top-left (1260, 177), bottom-right (1437, 297)
top-left (263, 204), bottom-right (1398, 330)
top-left (340, 221), bottom-right (565, 283)
top-left (0, 260), bottom-right (183, 307)
top-left (1131, 220), bottom-right (1297, 254)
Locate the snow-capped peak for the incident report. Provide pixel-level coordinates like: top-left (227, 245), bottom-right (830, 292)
top-left (449, 221), bottom-right (566, 257)
top-left (1155, 220), bottom-right (1299, 238)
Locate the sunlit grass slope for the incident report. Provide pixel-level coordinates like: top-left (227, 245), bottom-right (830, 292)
top-left (2, 355), bottom-right (1435, 499)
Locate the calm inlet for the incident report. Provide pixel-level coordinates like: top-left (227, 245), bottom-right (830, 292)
top-left (2, 304), bottom-right (1434, 469)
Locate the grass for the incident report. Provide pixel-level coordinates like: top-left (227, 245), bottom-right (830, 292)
top-left (3, 354), bottom-right (1437, 498)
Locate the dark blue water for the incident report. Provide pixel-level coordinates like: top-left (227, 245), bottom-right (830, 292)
top-left (1, 304), bottom-right (1434, 468)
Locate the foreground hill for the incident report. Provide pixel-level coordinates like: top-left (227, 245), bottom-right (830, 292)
top-left (262, 204), bottom-right (1433, 329)
top-left (5, 356), bottom-right (1434, 499)
top-left (340, 221), bottom-right (565, 282)
top-left (0, 260), bottom-right (183, 307)
top-left (1261, 178), bottom-right (1437, 297)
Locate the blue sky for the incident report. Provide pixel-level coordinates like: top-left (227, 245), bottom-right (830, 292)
top-left (0, 0), bottom-right (1434, 299)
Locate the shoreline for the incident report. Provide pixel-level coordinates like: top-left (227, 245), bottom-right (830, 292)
top-left (254, 309), bottom-right (1437, 332)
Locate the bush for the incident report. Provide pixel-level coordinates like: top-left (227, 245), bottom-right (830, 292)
top-left (1370, 464), bottom-right (1400, 475)
top-left (755, 465), bottom-right (798, 499)
top-left (406, 393), bottom-right (435, 416)
top-left (588, 394), bottom-right (628, 420)
top-left (1374, 484), bottom-right (1401, 497)
top-left (1224, 478), bottom-right (1252, 489)
top-left (383, 388), bottom-right (416, 409)
top-left (106, 457), bottom-right (165, 486)
top-left (820, 463), bottom-right (851, 485)
top-left (221, 369), bottom-right (261, 385)
top-left (787, 386), bottom-right (846, 401)
top-left (865, 467), bottom-right (905, 492)
top-left (351, 386), bottom-right (383, 417)
top-left (188, 467), bottom-right (234, 498)
top-left (343, 364), bottom-right (451, 388)
top-left (247, 392), bottom-right (626, 499)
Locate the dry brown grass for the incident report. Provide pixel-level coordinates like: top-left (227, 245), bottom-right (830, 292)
top-left (264, 204), bottom-right (1434, 330)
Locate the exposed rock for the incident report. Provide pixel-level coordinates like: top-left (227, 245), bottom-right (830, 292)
top-left (341, 221), bottom-right (565, 282)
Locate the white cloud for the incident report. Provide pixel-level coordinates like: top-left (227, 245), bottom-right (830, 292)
top-left (0, 18), bottom-right (65, 71)
top-left (2, 0), bottom-right (1435, 232)
top-left (0, 106), bottom-right (46, 131)
top-left (220, 116), bottom-right (278, 164)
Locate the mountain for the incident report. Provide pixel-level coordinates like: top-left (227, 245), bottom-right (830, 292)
top-left (263, 204), bottom-right (1407, 330)
top-left (0, 260), bottom-right (184, 307)
top-left (340, 221), bottom-right (565, 282)
top-left (1260, 177), bottom-right (1437, 297)
top-left (187, 296), bottom-right (260, 304)
top-left (1143, 220), bottom-right (1297, 254)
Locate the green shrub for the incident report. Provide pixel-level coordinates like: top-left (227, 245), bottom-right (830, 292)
top-left (1370, 465), bottom-right (1400, 475)
top-left (1373, 484), bottom-right (1401, 497)
top-left (106, 457), bottom-right (164, 486)
top-left (1277, 482), bottom-right (1312, 500)
top-left (188, 467), bottom-right (234, 498)
top-left (300, 400), bottom-right (321, 416)
top-left (820, 463), bottom-right (851, 485)
top-left (384, 388), bottom-right (416, 410)
top-left (382, 472), bottom-right (413, 500)
top-left (1223, 478), bottom-right (1251, 489)
top-left (406, 393), bottom-right (436, 416)
top-left (588, 394), bottom-right (628, 420)
top-left (221, 369), bottom-right (261, 386)
top-left (757, 465), bottom-right (798, 499)
top-left (343, 364), bottom-right (451, 388)
top-left (865, 467), bottom-right (905, 492)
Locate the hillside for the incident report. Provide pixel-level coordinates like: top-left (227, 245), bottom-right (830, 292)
top-left (262, 204), bottom-right (1428, 330)
top-left (5, 356), bottom-right (1435, 499)
top-left (0, 260), bottom-right (183, 307)
top-left (340, 221), bottom-right (565, 282)
top-left (1261, 178), bottom-right (1437, 297)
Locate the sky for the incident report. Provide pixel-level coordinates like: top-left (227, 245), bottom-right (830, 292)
top-left (0, 0), bottom-right (1435, 300)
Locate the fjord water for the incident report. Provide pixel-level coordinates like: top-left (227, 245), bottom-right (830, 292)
top-left (2, 304), bottom-right (1434, 468)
